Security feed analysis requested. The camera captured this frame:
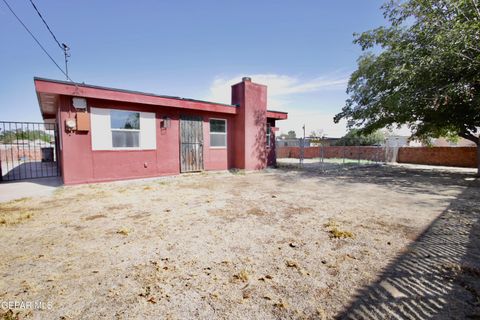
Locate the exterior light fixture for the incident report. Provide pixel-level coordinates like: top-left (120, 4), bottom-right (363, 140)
top-left (72, 97), bottom-right (87, 110)
top-left (161, 116), bottom-right (171, 129)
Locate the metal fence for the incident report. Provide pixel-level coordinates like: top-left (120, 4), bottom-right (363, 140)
top-left (276, 138), bottom-right (395, 171)
top-left (0, 121), bottom-right (60, 181)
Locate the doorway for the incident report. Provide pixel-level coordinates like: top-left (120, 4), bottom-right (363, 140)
top-left (179, 116), bottom-right (204, 172)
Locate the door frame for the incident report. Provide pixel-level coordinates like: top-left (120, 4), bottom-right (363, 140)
top-left (179, 115), bottom-right (204, 172)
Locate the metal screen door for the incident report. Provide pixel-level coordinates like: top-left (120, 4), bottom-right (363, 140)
top-left (180, 116), bottom-right (204, 172)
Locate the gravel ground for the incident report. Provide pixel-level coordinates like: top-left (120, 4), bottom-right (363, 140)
top-left (0, 165), bottom-right (478, 319)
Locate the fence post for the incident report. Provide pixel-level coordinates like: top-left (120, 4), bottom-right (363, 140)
top-left (358, 141), bottom-right (360, 165)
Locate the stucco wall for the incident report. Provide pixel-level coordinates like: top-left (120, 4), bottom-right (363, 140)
top-left (58, 96), bottom-right (237, 184)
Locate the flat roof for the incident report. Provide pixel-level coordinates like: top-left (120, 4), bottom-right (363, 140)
top-left (34, 77), bottom-right (237, 108)
top-left (34, 77), bottom-right (288, 120)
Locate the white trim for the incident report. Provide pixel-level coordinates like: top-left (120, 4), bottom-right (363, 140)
top-left (209, 118), bottom-right (227, 149)
top-left (90, 107), bottom-right (156, 151)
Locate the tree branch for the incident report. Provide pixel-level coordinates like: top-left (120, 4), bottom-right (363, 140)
top-left (459, 130), bottom-right (479, 144)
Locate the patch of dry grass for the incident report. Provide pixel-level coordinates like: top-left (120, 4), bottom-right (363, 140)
top-left (116, 227), bottom-right (130, 236)
top-left (329, 227), bottom-right (354, 239)
top-left (324, 219), bottom-right (354, 239)
top-left (0, 198), bottom-right (36, 226)
top-left (233, 269), bottom-right (250, 282)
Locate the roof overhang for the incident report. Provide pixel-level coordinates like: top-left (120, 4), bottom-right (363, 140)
top-left (34, 77), bottom-right (238, 119)
top-left (34, 77), bottom-right (288, 121)
top-left (266, 110), bottom-right (288, 120)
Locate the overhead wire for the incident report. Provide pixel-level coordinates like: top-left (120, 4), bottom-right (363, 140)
top-left (1, 0), bottom-right (74, 83)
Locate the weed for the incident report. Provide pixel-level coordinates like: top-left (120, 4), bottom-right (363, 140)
top-left (1, 310), bottom-right (20, 320)
top-left (329, 227), bottom-right (354, 239)
top-left (233, 269), bottom-right (249, 282)
top-left (117, 227), bottom-right (130, 236)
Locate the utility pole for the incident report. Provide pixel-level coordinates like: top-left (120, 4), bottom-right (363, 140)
top-left (62, 43), bottom-right (70, 80)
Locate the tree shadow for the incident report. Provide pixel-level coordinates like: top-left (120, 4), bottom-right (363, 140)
top-left (273, 165), bottom-right (480, 318)
top-left (336, 177), bottom-right (480, 319)
top-left (275, 164), bottom-right (474, 198)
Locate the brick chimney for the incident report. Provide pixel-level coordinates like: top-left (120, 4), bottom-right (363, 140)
top-left (231, 77), bottom-right (268, 170)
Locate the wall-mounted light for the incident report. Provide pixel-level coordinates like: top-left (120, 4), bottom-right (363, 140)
top-left (160, 116), bottom-right (171, 129)
top-left (72, 97), bottom-right (87, 110)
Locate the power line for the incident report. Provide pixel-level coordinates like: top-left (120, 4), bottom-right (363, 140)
top-left (28, 0), bottom-right (62, 50)
top-left (1, 0), bottom-right (73, 82)
top-left (28, 0), bottom-right (71, 80)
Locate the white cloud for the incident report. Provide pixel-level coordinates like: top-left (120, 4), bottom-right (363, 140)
top-left (205, 73), bottom-right (350, 137)
top-left (206, 73), bottom-right (348, 107)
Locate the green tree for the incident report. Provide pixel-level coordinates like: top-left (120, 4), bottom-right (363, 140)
top-left (287, 130), bottom-right (297, 139)
top-left (334, 0), bottom-right (480, 173)
top-left (0, 130), bottom-right (52, 143)
top-left (335, 129), bottom-right (385, 146)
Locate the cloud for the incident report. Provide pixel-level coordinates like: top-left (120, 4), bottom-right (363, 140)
top-left (205, 73), bottom-right (350, 137)
top-left (206, 73), bottom-right (348, 107)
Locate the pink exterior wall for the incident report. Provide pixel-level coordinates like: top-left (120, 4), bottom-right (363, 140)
top-left (231, 79), bottom-right (269, 170)
top-left (37, 77), bottom-right (287, 185)
top-left (57, 96), bottom-right (237, 184)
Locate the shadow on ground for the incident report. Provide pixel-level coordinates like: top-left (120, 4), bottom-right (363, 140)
top-left (276, 165), bottom-right (480, 319)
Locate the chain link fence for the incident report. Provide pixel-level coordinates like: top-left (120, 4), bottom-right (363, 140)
top-left (276, 137), bottom-right (398, 171)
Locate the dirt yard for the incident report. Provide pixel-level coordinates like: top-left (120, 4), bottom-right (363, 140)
top-left (0, 165), bottom-right (479, 319)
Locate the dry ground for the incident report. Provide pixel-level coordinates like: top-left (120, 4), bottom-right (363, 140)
top-left (0, 165), bottom-right (479, 319)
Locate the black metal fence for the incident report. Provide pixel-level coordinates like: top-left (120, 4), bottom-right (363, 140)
top-left (0, 121), bottom-right (60, 181)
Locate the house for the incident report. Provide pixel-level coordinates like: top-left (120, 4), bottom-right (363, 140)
top-left (34, 77), bottom-right (287, 185)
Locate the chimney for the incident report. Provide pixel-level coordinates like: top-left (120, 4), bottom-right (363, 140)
top-left (231, 77), bottom-right (268, 170)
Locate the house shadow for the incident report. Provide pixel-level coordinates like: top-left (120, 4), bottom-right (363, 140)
top-left (1, 161), bottom-right (62, 186)
top-left (275, 165), bottom-right (480, 318)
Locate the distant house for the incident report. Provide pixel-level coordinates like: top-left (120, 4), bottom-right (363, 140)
top-left (35, 77), bottom-right (288, 185)
top-left (385, 136), bottom-right (410, 147)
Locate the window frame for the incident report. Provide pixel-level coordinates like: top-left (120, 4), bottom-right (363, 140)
top-left (266, 123), bottom-right (271, 148)
top-left (110, 109), bottom-right (141, 149)
top-left (209, 118), bottom-right (227, 149)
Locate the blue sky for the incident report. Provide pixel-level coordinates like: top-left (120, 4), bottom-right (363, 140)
top-left (0, 0), bottom-right (387, 137)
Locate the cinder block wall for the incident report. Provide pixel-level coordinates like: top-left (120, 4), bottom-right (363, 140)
top-left (277, 146), bottom-right (385, 161)
top-left (277, 146), bottom-right (477, 168)
top-left (397, 147), bottom-right (476, 168)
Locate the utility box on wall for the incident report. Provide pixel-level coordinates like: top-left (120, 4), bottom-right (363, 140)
top-left (76, 112), bottom-right (90, 131)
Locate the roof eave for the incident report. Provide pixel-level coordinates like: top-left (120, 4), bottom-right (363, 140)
top-left (34, 77), bottom-right (238, 116)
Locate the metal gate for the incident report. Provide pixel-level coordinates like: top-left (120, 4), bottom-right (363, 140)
top-left (180, 115), bottom-right (204, 172)
top-left (0, 121), bottom-right (60, 181)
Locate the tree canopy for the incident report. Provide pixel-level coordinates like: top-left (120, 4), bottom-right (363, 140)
top-left (334, 0), bottom-right (480, 147)
top-left (335, 129), bottom-right (385, 146)
top-left (0, 130), bottom-right (52, 144)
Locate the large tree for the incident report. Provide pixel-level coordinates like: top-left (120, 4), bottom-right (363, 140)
top-left (334, 0), bottom-right (480, 173)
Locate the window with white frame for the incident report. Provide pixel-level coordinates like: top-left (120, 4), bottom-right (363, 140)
top-left (266, 123), bottom-right (271, 147)
top-left (110, 110), bottom-right (140, 148)
top-left (90, 107), bottom-right (156, 150)
top-left (210, 119), bottom-right (227, 148)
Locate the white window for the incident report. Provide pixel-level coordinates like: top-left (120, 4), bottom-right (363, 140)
top-left (110, 110), bottom-right (140, 148)
top-left (90, 107), bottom-right (156, 150)
top-left (210, 119), bottom-right (227, 148)
top-left (266, 123), bottom-right (271, 148)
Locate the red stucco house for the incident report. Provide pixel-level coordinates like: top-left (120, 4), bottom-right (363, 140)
top-left (34, 77), bottom-right (287, 185)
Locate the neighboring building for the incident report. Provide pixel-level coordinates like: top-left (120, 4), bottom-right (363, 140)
top-left (35, 77), bottom-right (287, 185)
top-left (385, 135), bottom-right (410, 148)
top-left (276, 138), bottom-right (311, 148)
top-left (429, 137), bottom-right (476, 147)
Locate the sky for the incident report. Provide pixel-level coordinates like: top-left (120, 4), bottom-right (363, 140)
top-left (0, 0), bottom-right (390, 138)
